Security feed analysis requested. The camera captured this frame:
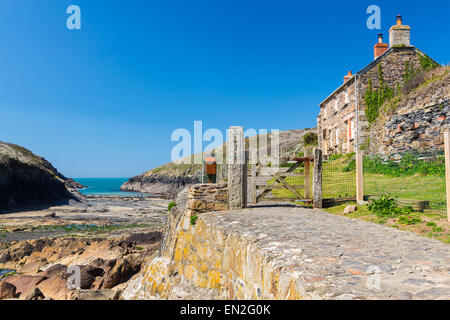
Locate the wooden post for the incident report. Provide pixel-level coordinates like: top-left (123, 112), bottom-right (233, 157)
top-left (444, 131), bottom-right (450, 222)
top-left (313, 149), bottom-right (322, 208)
top-left (304, 159), bottom-right (311, 200)
top-left (356, 150), bottom-right (364, 204)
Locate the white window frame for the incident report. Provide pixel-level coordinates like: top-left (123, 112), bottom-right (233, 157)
top-left (334, 99), bottom-right (338, 112)
top-left (335, 127), bottom-right (339, 146)
top-left (345, 88), bottom-right (349, 104)
top-left (350, 118), bottom-right (355, 140)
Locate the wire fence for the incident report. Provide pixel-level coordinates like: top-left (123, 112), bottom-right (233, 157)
top-left (322, 153), bottom-right (357, 207)
top-left (363, 151), bottom-right (447, 217)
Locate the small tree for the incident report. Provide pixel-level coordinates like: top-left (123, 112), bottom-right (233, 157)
top-left (303, 132), bottom-right (318, 147)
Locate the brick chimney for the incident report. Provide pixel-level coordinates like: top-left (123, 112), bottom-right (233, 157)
top-left (343, 71), bottom-right (352, 83)
top-left (389, 15), bottom-right (411, 47)
top-left (374, 33), bottom-right (388, 59)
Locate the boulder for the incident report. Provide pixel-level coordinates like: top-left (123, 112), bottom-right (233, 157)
top-left (102, 258), bottom-right (139, 289)
top-left (0, 281), bottom-right (17, 299)
top-left (73, 289), bottom-right (119, 300)
top-left (344, 205), bottom-right (357, 215)
top-left (24, 287), bottom-right (45, 300)
top-left (4, 275), bottom-right (47, 298)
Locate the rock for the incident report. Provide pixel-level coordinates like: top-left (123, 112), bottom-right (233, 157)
top-left (44, 212), bottom-right (57, 218)
top-left (4, 275), bottom-right (47, 298)
top-left (0, 281), bottom-right (17, 299)
top-left (24, 287), bottom-right (45, 300)
top-left (390, 291), bottom-right (413, 300)
top-left (37, 275), bottom-right (74, 300)
top-left (343, 205), bottom-right (357, 214)
top-left (43, 264), bottom-right (68, 279)
top-left (73, 289), bottom-right (119, 300)
top-left (77, 265), bottom-right (105, 289)
top-left (0, 142), bottom-right (83, 210)
top-left (102, 258), bottom-right (139, 289)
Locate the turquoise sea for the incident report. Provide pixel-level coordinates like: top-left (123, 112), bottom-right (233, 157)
top-left (73, 178), bottom-right (150, 197)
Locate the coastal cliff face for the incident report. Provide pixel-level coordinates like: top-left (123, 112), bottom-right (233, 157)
top-left (121, 128), bottom-right (317, 197)
top-left (0, 142), bottom-right (82, 210)
top-left (121, 170), bottom-right (201, 198)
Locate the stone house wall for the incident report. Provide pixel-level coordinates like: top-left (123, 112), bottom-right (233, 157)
top-left (318, 47), bottom-right (425, 156)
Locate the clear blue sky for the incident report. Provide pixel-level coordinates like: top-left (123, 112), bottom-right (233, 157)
top-left (0, 0), bottom-right (448, 178)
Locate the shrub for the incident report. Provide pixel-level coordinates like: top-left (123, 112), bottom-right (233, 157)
top-left (368, 195), bottom-right (413, 217)
top-left (398, 215), bottom-right (423, 225)
top-left (431, 226), bottom-right (444, 232)
top-left (426, 222), bottom-right (437, 227)
top-left (190, 214), bottom-right (198, 226)
top-left (328, 153), bottom-right (343, 161)
top-left (364, 154), bottom-right (445, 177)
top-left (342, 159), bottom-right (356, 172)
top-left (167, 201), bottom-right (176, 212)
top-left (303, 132), bottom-right (318, 147)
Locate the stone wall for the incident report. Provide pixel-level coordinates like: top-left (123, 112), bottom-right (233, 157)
top-left (368, 68), bottom-right (450, 155)
top-left (122, 183), bottom-right (231, 300)
top-left (121, 182), bottom-right (307, 300)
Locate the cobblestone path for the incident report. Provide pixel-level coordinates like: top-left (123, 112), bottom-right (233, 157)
top-left (202, 207), bottom-right (450, 299)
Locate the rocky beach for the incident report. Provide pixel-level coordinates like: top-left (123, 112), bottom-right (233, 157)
top-left (0, 195), bottom-right (170, 300)
top-left (0, 141), bottom-right (172, 300)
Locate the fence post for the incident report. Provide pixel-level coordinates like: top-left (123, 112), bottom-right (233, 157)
top-left (251, 152), bottom-right (257, 204)
top-left (444, 131), bottom-right (450, 222)
top-left (313, 149), bottom-right (322, 208)
top-left (227, 126), bottom-right (247, 209)
top-left (356, 150), bottom-right (364, 205)
top-left (304, 159), bottom-right (311, 200)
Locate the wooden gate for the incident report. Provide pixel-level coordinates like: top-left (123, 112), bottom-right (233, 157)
top-left (249, 157), bottom-right (313, 205)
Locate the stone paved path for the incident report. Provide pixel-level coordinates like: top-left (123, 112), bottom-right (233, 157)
top-left (202, 207), bottom-right (450, 299)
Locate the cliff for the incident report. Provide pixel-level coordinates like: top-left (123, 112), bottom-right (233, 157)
top-left (121, 128), bottom-right (316, 197)
top-left (368, 66), bottom-right (450, 155)
top-left (0, 142), bottom-right (83, 211)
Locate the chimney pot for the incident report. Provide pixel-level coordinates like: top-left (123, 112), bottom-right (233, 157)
top-left (396, 15), bottom-right (402, 25)
top-left (374, 33), bottom-right (388, 59)
top-left (378, 33), bottom-right (383, 43)
top-left (343, 71), bottom-right (352, 83)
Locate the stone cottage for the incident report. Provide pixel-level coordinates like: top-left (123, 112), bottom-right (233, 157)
top-left (317, 16), bottom-right (438, 155)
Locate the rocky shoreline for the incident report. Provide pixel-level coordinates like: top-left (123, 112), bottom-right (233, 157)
top-left (0, 195), bottom-right (170, 300)
top-left (121, 172), bottom-right (200, 198)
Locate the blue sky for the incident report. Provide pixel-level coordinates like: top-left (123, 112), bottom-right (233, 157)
top-left (0, 0), bottom-right (448, 178)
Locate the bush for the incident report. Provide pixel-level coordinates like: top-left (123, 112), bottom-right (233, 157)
top-left (303, 132), bottom-right (318, 147)
top-left (190, 214), bottom-right (198, 226)
top-left (398, 215), bottom-right (423, 225)
top-left (426, 222), bottom-right (437, 227)
top-left (328, 153), bottom-right (343, 161)
top-left (431, 226), bottom-right (444, 232)
top-left (364, 154), bottom-right (445, 177)
top-left (168, 201), bottom-right (176, 212)
top-left (342, 159), bottom-right (356, 172)
top-left (368, 195), bottom-right (413, 217)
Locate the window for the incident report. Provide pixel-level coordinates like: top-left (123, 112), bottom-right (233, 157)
top-left (350, 118), bottom-right (355, 140)
top-left (334, 99), bottom-right (338, 112)
top-left (345, 88), bottom-right (350, 104)
top-left (335, 127), bottom-right (339, 145)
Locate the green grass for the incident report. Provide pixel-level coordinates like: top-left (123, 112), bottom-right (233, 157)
top-left (323, 203), bottom-right (449, 243)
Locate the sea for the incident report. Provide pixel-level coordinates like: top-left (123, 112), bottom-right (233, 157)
top-left (73, 178), bottom-right (150, 197)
